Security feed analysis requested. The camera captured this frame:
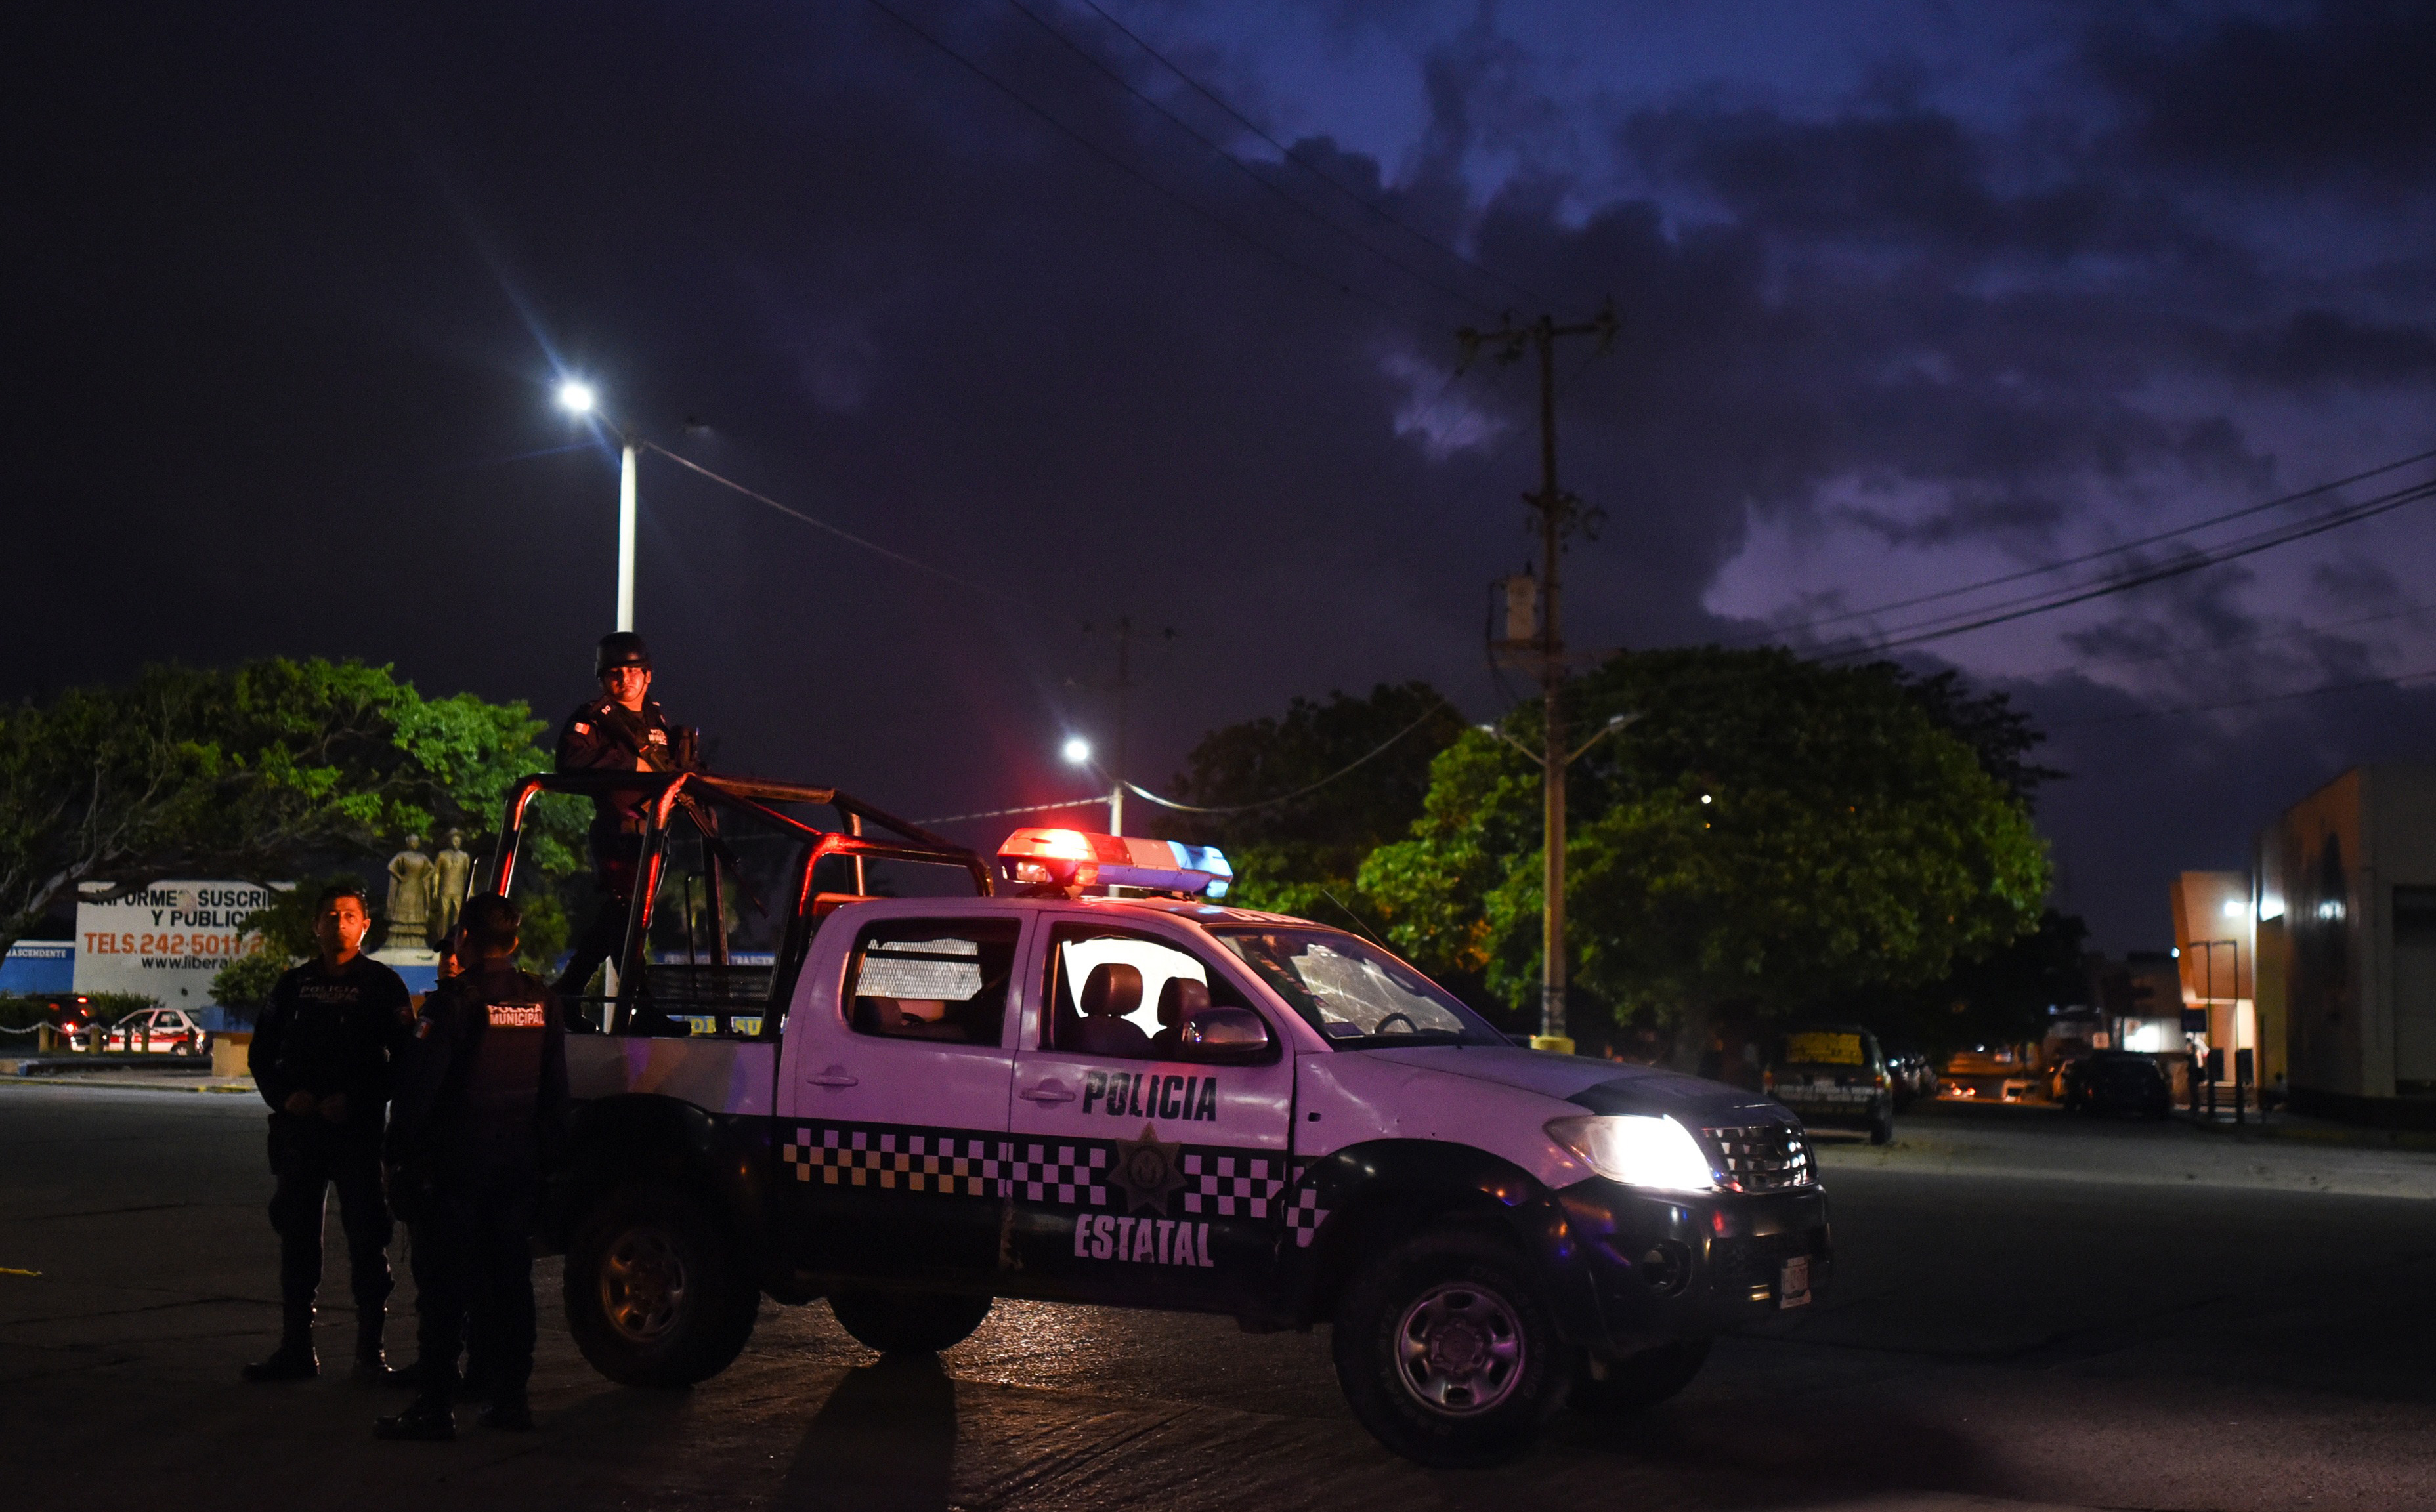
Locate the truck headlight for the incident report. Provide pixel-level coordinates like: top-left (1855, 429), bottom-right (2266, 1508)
top-left (1545, 1114), bottom-right (1718, 1193)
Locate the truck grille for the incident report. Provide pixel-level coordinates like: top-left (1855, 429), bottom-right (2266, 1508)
top-left (1703, 1123), bottom-right (1814, 1193)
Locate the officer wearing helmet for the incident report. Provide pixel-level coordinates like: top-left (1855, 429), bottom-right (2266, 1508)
top-left (553, 633), bottom-right (698, 1003)
top-left (374, 894), bottom-right (566, 1441)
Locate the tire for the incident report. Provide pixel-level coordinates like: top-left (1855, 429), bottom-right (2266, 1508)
top-left (1868, 1110), bottom-right (1894, 1145)
top-left (826, 1290), bottom-right (993, 1354)
top-left (1569, 1336), bottom-right (1711, 1418)
top-left (1331, 1228), bottom-right (1577, 1467)
top-left (564, 1183), bottom-right (759, 1387)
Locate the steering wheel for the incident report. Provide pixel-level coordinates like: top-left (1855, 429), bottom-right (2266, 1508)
top-left (1372, 1011), bottom-right (1420, 1036)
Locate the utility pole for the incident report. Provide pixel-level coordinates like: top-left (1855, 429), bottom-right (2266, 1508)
top-left (1462, 302), bottom-right (1619, 1051)
top-left (1075, 616), bottom-right (1174, 835)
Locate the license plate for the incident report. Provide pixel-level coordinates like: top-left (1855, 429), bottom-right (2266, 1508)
top-left (1778, 1255), bottom-right (1811, 1309)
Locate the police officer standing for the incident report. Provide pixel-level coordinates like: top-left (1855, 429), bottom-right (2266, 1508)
top-left (244, 882), bottom-right (411, 1382)
top-left (553, 631), bottom-right (698, 1005)
top-left (375, 894), bottom-right (566, 1441)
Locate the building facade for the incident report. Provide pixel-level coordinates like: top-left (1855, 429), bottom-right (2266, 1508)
top-left (2254, 765), bottom-right (2436, 1123)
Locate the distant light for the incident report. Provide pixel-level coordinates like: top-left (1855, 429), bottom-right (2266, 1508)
top-left (2259, 897), bottom-right (2284, 921)
top-left (1061, 737), bottom-right (1092, 766)
top-left (2221, 899), bottom-right (2246, 919)
top-left (2171, 947), bottom-right (2180, 958)
top-left (557, 380), bottom-right (597, 414)
top-left (1699, 793), bottom-right (1713, 805)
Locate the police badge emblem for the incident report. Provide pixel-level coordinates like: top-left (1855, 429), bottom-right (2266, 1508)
top-left (1106, 1125), bottom-right (1187, 1213)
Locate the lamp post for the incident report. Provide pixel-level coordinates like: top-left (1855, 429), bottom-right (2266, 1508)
top-left (557, 381), bottom-right (639, 633)
top-left (1063, 736), bottom-right (1117, 833)
top-left (1476, 709), bottom-right (1643, 1049)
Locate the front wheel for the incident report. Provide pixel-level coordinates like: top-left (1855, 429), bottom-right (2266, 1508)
top-left (1570, 1336), bottom-right (1711, 1418)
top-left (827, 1290), bottom-right (993, 1353)
top-left (1331, 1229), bottom-right (1575, 1467)
top-left (565, 1184), bottom-right (759, 1387)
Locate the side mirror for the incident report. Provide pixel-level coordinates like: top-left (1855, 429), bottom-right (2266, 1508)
top-left (1180, 1005), bottom-right (1273, 1063)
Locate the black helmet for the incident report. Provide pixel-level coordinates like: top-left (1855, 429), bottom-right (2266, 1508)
top-left (595, 632), bottom-right (652, 677)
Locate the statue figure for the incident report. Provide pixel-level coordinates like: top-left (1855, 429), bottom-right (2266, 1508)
top-left (386, 836), bottom-right (435, 950)
top-left (429, 828), bottom-right (474, 944)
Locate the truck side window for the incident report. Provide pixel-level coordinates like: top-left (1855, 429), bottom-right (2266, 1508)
top-left (847, 920), bottom-right (1019, 1047)
top-left (1042, 924), bottom-right (1242, 1060)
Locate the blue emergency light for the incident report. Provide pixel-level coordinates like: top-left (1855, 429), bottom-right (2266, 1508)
top-left (998, 829), bottom-right (1233, 898)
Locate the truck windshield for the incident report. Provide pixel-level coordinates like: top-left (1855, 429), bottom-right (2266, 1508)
top-left (1207, 927), bottom-right (1501, 1046)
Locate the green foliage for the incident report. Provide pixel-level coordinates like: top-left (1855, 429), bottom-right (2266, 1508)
top-left (207, 950), bottom-right (289, 1015)
top-left (1157, 682), bottom-right (1466, 917)
top-left (1359, 648), bottom-right (2051, 1039)
top-left (0, 992), bottom-right (155, 1032)
top-left (0, 659), bottom-right (579, 956)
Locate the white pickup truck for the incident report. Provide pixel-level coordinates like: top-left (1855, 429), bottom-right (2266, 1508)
top-left (494, 771), bottom-right (1831, 1466)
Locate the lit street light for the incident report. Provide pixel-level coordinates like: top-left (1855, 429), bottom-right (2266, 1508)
top-left (559, 379), bottom-right (639, 633)
top-left (1061, 737), bottom-right (1092, 766)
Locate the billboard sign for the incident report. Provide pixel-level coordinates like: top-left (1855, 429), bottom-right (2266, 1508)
top-left (74, 881), bottom-right (284, 1007)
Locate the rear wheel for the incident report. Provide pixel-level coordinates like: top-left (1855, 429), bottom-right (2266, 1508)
top-left (565, 1184), bottom-right (759, 1387)
top-left (1868, 1109), bottom-right (1894, 1145)
top-left (827, 1290), bottom-right (993, 1353)
top-left (1331, 1228), bottom-right (1575, 1467)
top-left (1570, 1336), bottom-right (1711, 1418)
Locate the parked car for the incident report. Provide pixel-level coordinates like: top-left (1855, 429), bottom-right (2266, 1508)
top-left (1941, 1047), bottom-right (2038, 1102)
top-left (2061, 1049), bottom-right (2172, 1118)
top-left (1764, 1026), bottom-right (1896, 1144)
top-left (68, 1007), bottom-right (211, 1059)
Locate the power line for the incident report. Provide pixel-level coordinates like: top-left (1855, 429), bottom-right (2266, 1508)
top-left (1822, 474), bottom-right (2436, 658)
top-left (1002, 0), bottom-right (1497, 317)
top-left (646, 443), bottom-right (1022, 605)
top-left (862, 0), bottom-right (1428, 324)
top-left (2017, 598), bottom-right (2436, 682)
top-left (1072, 0), bottom-right (1549, 308)
top-left (917, 795), bottom-right (1112, 824)
top-left (2049, 664), bottom-right (2436, 729)
top-left (1105, 702), bottom-right (1452, 815)
top-left (1743, 443), bottom-right (2436, 647)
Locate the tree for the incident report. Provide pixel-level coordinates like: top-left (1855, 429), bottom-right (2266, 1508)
top-left (1157, 682), bottom-right (1467, 921)
top-left (0, 660), bottom-right (580, 956)
top-left (1359, 648), bottom-right (2051, 1046)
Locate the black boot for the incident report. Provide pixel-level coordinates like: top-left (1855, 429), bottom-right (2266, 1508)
top-left (374, 1396), bottom-right (456, 1442)
top-left (352, 1311), bottom-right (387, 1383)
top-left (476, 1393), bottom-right (533, 1432)
top-left (242, 1307), bottom-right (318, 1383)
top-left (378, 1358), bottom-right (427, 1391)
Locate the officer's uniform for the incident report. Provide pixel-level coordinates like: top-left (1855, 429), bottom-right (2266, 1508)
top-left (385, 959), bottom-right (568, 1414)
top-left (249, 952), bottom-right (412, 1367)
top-left (553, 695), bottom-right (697, 999)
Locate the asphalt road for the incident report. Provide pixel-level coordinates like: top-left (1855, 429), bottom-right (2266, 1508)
top-left (2, 1084), bottom-right (2430, 1512)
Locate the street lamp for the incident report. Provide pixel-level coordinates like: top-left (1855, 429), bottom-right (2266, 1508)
top-left (559, 379), bottom-right (639, 633)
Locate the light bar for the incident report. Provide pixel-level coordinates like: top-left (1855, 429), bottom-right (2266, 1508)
top-left (998, 829), bottom-right (1233, 898)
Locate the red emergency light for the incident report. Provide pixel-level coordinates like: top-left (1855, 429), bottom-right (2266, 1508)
top-left (998, 829), bottom-right (1233, 898)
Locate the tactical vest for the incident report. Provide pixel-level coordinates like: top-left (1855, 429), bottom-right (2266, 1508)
top-left (458, 971), bottom-right (552, 1139)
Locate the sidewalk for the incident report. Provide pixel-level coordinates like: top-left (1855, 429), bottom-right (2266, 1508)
top-left (0, 1058), bottom-right (255, 1094)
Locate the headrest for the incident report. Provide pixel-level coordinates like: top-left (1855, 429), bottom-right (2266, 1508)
top-left (1079, 962), bottom-right (1142, 1018)
top-left (1156, 976), bottom-right (1210, 1026)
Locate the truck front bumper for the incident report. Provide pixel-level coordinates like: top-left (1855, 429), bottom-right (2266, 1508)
top-left (1547, 1179), bottom-right (1832, 1354)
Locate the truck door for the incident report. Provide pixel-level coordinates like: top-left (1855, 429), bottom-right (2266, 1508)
top-left (1004, 917), bottom-right (1293, 1308)
top-left (774, 910), bottom-right (1021, 1286)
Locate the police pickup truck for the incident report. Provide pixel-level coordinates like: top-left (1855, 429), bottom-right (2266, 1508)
top-left (493, 771), bottom-right (1831, 1466)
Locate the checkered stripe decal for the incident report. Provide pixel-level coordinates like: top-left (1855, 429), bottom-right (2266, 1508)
top-left (1180, 1152), bottom-right (1285, 1218)
top-left (779, 1126), bottom-right (1113, 1205)
top-left (1285, 1160), bottom-right (1333, 1248)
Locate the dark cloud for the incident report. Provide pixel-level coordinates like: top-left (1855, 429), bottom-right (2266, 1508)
top-left (9, 0), bottom-right (2434, 955)
top-left (2087, 1), bottom-right (2436, 185)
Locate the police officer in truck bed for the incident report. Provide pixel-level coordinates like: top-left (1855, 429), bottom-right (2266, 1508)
top-left (244, 881), bottom-right (411, 1383)
top-left (552, 631), bottom-right (698, 1005)
top-left (374, 894), bottom-right (566, 1441)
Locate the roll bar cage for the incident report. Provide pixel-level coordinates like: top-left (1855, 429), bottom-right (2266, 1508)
top-left (485, 770), bottom-right (992, 1034)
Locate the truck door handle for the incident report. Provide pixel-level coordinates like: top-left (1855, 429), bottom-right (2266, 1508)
top-left (805, 1066), bottom-right (859, 1089)
top-left (1019, 1080), bottom-right (1076, 1104)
